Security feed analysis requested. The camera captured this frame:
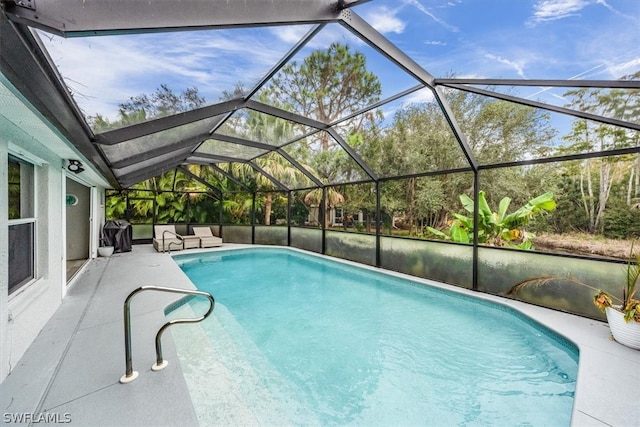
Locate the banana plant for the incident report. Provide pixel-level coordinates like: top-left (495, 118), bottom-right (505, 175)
top-left (426, 191), bottom-right (556, 249)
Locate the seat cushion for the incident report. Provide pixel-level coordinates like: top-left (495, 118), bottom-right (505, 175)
top-left (153, 237), bottom-right (183, 252)
top-left (199, 236), bottom-right (223, 248)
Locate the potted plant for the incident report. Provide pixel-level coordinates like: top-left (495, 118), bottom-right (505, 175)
top-left (508, 244), bottom-right (640, 349)
top-left (593, 245), bottom-right (640, 349)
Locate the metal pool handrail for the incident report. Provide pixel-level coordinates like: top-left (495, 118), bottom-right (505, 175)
top-left (162, 230), bottom-right (183, 254)
top-left (119, 285), bottom-right (215, 384)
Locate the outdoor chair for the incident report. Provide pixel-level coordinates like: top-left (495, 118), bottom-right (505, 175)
top-left (192, 226), bottom-right (223, 248)
top-left (153, 225), bottom-right (184, 252)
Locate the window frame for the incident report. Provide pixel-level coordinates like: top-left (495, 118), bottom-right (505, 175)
top-left (7, 154), bottom-right (37, 296)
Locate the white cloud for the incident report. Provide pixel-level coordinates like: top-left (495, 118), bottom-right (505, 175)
top-left (456, 73), bottom-right (489, 80)
top-left (269, 25), bottom-right (313, 45)
top-left (405, 0), bottom-right (459, 32)
top-left (550, 93), bottom-right (568, 102)
top-left (38, 29), bottom-right (292, 120)
top-left (608, 57), bottom-right (640, 78)
top-left (300, 25), bottom-right (362, 50)
top-left (596, 0), bottom-right (639, 22)
top-left (484, 53), bottom-right (527, 79)
top-left (363, 6), bottom-right (406, 34)
top-left (529, 0), bottom-right (639, 27)
top-left (424, 40), bottom-right (446, 46)
top-left (402, 87), bottom-right (435, 104)
top-left (528, 0), bottom-right (590, 25)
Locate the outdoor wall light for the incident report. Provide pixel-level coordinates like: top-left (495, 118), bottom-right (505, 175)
top-left (67, 159), bottom-right (85, 174)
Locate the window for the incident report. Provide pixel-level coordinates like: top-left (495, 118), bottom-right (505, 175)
top-left (8, 156), bottom-right (34, 219)
top-left (8, 158), bottom-right (20, 219)
top-left (8, 221), bottom-right (35, 293)
top-left (8, 155), bottom-right (35, 294)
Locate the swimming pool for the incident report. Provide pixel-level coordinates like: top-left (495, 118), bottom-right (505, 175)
top-left (173, 247), bottom-right (578, 426)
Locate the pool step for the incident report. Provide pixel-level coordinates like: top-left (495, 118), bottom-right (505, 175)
top-left (169, 301), bottom-right (316, 426)
top-left (169, 303), bottom-right (262, 425)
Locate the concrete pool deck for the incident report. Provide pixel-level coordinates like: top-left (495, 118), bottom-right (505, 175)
top-left (1, 244), bottom-right (638, 426)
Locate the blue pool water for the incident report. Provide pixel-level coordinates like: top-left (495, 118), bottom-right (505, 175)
top-left (174, 248), bottom-right (578, 426)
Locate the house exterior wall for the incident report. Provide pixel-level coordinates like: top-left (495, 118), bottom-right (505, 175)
top-left (0, 135), bottom-right (8, 382)
top-left (0, 78), bottom-right (108, 382)
top-left (1, 122), bottom-right (65, 381)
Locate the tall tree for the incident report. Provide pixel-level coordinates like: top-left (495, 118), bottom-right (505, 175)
top-left (119, 84), bottom-right (205, 120)
top-left (88, 84), bottom-right (206, 132)
top-left (217, 90), bottom-right (312, 224)
top-left (373, 102), bottom-right (467, 233)
top-left (265, 42), bottom-right (382, 133)
top-left (373, 88), bottom-right (555, 235)
top-left (560, 71), bottom-right (640, 233)
top-left (261, 42), bottom-right (383, 226)
top-left (96, 85), bottom-right (211, 222)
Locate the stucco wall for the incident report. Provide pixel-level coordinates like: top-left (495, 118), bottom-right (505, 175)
top-left (1, 124), bottom-right (66, 380)
top-left (0, 79), bottom-right (108, 381)
top-left (0, 137), bottom-right (8, 381)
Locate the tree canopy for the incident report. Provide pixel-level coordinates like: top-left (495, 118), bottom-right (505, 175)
top-left (101, 47), bottom-right (639, 251)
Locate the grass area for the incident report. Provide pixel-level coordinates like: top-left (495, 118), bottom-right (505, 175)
top-left (532, 233), bottom-right (635, 260)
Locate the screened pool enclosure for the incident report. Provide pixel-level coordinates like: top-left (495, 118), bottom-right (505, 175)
top-left (2, 0), bottom-right (638, 322)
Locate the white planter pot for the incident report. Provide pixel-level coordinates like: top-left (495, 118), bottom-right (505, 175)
top-left (98, 246), bottom-right (115, 257)
top-left (605, 306), bottom-right (640, 350)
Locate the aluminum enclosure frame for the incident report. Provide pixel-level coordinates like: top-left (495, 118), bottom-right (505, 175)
top-left (3, 1), bottom-right (638, 192)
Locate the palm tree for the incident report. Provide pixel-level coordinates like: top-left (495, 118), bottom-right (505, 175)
top-left (245, 107), bottom-right (311, 225)
top-left (303, 186), bottom-right (345, 228)
top-left (255, 153), bottom-right (299, 224)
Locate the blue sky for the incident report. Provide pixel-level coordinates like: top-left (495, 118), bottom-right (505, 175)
top-left (39, 0), bottom-right (639, 123)
top-left (359, 0), bottom-right (639, 79)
